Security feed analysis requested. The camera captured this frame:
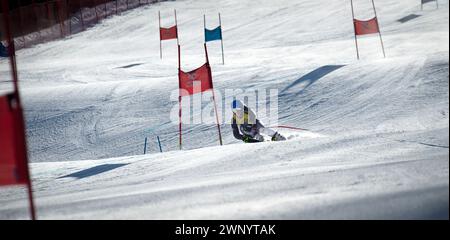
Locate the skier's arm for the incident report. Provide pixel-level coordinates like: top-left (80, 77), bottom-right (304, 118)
top-left (232, 123), bottom-right (244, 140)
top-left (231, 119), bottom-right (244, 140)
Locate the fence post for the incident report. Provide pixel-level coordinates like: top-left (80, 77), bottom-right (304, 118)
top-left (17, 1), bottom-right (27, 48)
top-left (56, 0), bottom-right (65, 38)
top-left (157, 136), bottom-right (163, 153)
top-left (67, 0), bottom-right (72, 34)
top-left (94, 0), bottom-right (99, 23)
top-left (78, 0), bottom-right (85, 31)
top-left (104, 1), bottom-right (107, 17)
top-left (31, 0), bottom-right (44, 44)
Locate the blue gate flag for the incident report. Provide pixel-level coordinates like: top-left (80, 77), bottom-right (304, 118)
top-left (205, 26), bottom-right (222, 42)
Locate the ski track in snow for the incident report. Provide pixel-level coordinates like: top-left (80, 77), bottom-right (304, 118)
top-left (0, 0), bottom-right (448, 219)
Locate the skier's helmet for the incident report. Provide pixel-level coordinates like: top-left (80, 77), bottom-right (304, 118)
top-left (232, 100), bottom-right (244, 113)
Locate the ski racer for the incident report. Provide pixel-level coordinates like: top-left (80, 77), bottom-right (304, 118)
top-left (231, 100), bottom-right (286, 143)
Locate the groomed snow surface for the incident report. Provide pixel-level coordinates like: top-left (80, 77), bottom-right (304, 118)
top-left (0, 0), bottom-right (448, 219)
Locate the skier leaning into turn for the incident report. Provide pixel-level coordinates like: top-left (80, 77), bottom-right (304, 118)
top-left (231, 100), bottom-right (286, 143)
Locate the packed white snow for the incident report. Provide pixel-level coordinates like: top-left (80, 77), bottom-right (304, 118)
top-left (0, 0), bottom-right (448, 219)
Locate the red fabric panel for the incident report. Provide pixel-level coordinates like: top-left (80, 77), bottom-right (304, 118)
top-left (9, 0), bottom-right (159, 51)
top-left (18, 5), bottom-right (39, 38)
top-left (81, 7), bottom-right (98, 27)
top-left (69, 12), bottom-right (84, 34)
top-left (105, 1), bottom-right (117, 16)
top-left (13, 38), bottom-right (25, 51)
top-left (117, 0), bottom-right (128, 13)
top-left (160, 26), bottom-right (178, 41)
top-left (8, 8), bottom-right (22, 39)
top-left (354, 17), bottom-right (379, 36)
top-left (179, 63), bottom-right (213, 96)
top-left (96, 4), bottom-right (108, 21)
top-left (128, 0), bottom-right (140, 9)
top-left (0, 94), bottom-right (29, 186)
top-left (23, 32), bottom-right (41, 47)
top-left (39, 25), bottom-right (61, 42)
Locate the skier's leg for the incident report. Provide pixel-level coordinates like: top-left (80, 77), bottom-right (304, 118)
top-left (257, 120), bottom-right (286, 141)
top-left (256, 120), bottom-right (277, 137)
top-left (260, 127), bottom-right (277, 137)
top-left (249, 125), bottom-right (265, 142)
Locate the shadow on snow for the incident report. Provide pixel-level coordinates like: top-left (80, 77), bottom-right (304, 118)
top-left (59, 164), bottom-right (129, 179)
top-left (281, 65), bottom-right (345, 96)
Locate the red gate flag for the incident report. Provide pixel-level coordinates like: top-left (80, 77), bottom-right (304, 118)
top-left (350, 0), bottom-right (386, 59)
top-left (179, 63), bottom-right (213, 96)
top-left (1, 0), bottom-right (36, 220)
top-left (354, 17), bottom-right (379, 36)
top-left (160, 25), bottom-right (178, 41)
top-left (159, 10), bottom-right (179, 59)
top-left (177, 44), bottom-right (223, 149)
top-left (0, 93), bottom-right (29, 186)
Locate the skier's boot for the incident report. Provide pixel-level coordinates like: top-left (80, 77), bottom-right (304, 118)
top-left (271, 132), bottom-right (286, 141)
top-left (254, 134), bottom-right (265, 142)
top-left (243, 135), bottom-right (264, 143)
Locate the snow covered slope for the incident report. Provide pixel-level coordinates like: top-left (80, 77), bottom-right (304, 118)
top-left (0, 0), bottom-right (448, 219)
